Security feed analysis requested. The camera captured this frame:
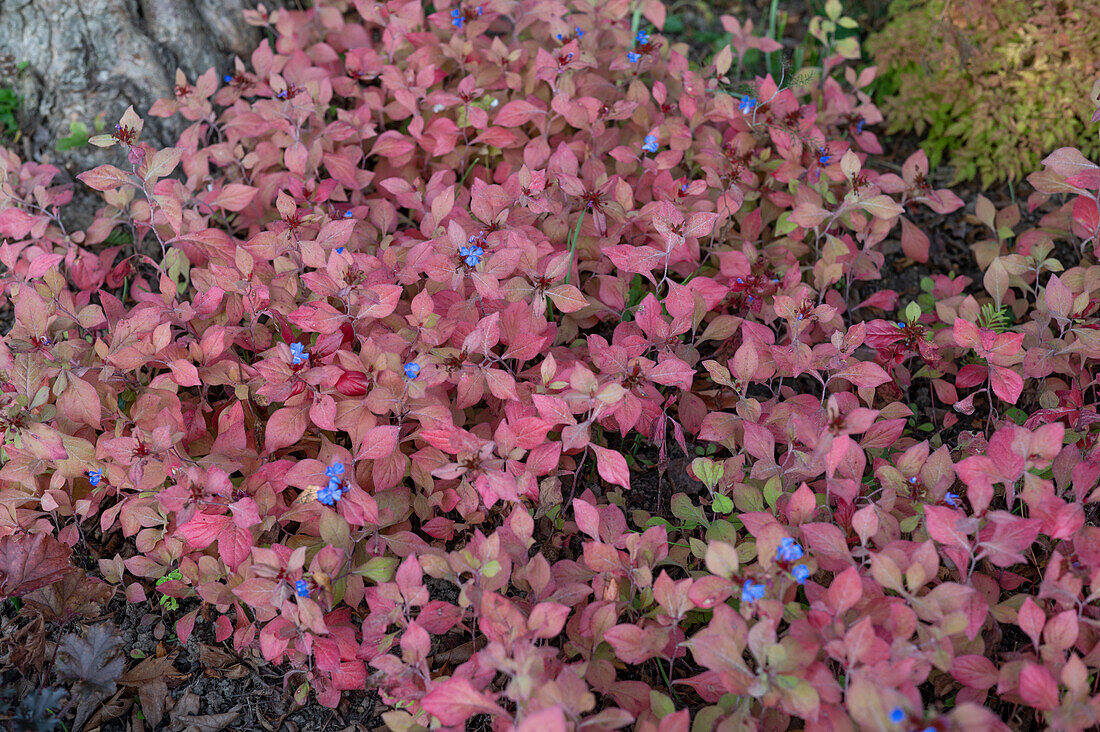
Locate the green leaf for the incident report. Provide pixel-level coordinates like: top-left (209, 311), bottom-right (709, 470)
top-left (57, 121), bottom-right (91, 151)
top-left (712, 493), bottom-right (734, 514)
top-left (763, 476), bottom-right (782, 509)
top-left (905, 301), bottom-right (922, 322)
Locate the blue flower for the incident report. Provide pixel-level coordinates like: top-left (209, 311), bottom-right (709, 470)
top-left (344, 210), bottom-right (354, 218)
top-left (290, 342), bottom-right (309, 365)
top-left (627, 52), bottom-right (641, 64)
top-left (88, 469), bottom-right (102, 487)
top-left (909, 476), bottom-right (918, 484)
top-left (451, 8), bottom-right (464, 26)
top-left (641, 135), bottom-right (659, 153)
top-left (636, 30), bottom-right (649, 45)
top-left (889, 707), bottom-right (906, 725)
top-left (819, 150), bottom-right (832, 165)
top-left (897, 322), bottom-right (906, 328)
top-left (741, 579), bottom-right (766, 604)
top-left (295, 579), bottom-right (310, 597)
top-left (460, 244), bottom-right (484, 267)
top-left (944, 492), bottom-right (959, 507)
top-left (681, 183), bottom-right (689, 193)
top-left (739, 96), bottom-right (757, 114)
top-left (856, 119), bottom-right (865, 134)
top-left (556, 33), bottom-right (563, 41)
top-left (223, 74), bottom-right (233, 83)
top-left (576, 28), bottom-right (584, 38)
top-left (335, 247), bottom-right (345, 254)
top-left (476, 5), bottom-right (482, 15)
top-left (326, 462), bottom-right (345, 479)
top-left (317, 480), bottom-right (343, 506)
top-left (776, 537), bottom-right (804, 563)
top-left (404, 362), bottom-right (421, 379)
top-left (792, 564), bottom-right (811, 584)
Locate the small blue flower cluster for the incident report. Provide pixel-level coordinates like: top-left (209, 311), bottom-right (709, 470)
top-left (317, 462), bottom-right (347, 506)
top-left (295, 579), bottom-right (310, 597)
top-left (641, 135), bottom-right (659, 154)
top-left (451, 5), bottom-right (482, 27)
top-left (627, 31), bottom-right (649, 64)
top-left (404, 362), bottom-right (420, 379)
top-left (944, 492), bottom-right (959, 507)
top-left (460, 243), bottom-right (484, 267)
top-left (741, 579), bottom-right (766, 604)
top-left (887, 707), bottom-right (932, 731)
top-left (739, 96), bottom-right (757, 114)
top-left (88, 468), bottom-right (103, 487)
top-left (818, 149), bottom-right (832, 165)
top-left (777, 536), bottom-right (803, 562)
top-left (290, 341), bottom-right (309, 365)
top-left (777, 538), bottom-right (811, 585)
top-left (556, 28), bottom-right (584, 41)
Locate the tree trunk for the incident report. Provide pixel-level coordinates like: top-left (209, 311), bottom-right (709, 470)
top-left (1, 0), bottom-right (286, 226)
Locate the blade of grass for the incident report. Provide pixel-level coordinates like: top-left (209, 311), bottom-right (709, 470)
top-left (563, 209), bottom-right (586, 286)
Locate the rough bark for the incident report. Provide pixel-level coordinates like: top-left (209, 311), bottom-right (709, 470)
top-left (1, 0), bottom-right (286, 226)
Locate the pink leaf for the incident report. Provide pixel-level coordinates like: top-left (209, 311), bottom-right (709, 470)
top-left (826, 566), bottom-right (862, 616)
top-left (421, 678), bottom-right (507, 726)
top-left (1016, 597), bottom-right (1046, 649)
top-left (899, 217), bottom-right (930, 262)
top-left (1019, 662), bottom-right (1060, 711)
top-left (604, 623), bottom-right (669, 664)
top-left (591, 445), bottom-right (631, 490)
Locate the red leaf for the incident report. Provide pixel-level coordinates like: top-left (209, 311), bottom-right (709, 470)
top-left (177, 512), bottom-right (231, 550)
top-left (212, 184), bottom-right (258, 211)
top-left (826, 566), bottom-right (862, 616)
top-left (546, 284), bottom-right (587, 312)
top-left (833, 360), bottom-right (890, 389)
top-left (1017, 597), bottom-right (1045, 649)
top-left (1019, 662), bottom-right (1060, 710)
top-left (288, 300), bottom-right (346, 335)
top-left (924, 506), bottom-right (973, 553)
top-left (77, 165), bottom-right (135, 192)
top-left (591, 445), bottom-right (631, 490)
top-left (335, 370), bottom-right (370, 396)
top-left (900, 216), bottom-right (930, 262)
top-left (951, 655), bottom-right (999, 690)
top-left (989, 365), bottom-right (1023, 404)
top-left (494, 100), bottom-right (544, 127)
top-left (604, 623), bottom-right (669, 664)
top-left (421, 678), bottom-right (507, 726)
top-left (1042, 147), bottom-right (1099, 178)
top-left (527, 602), bottom-right (570, 639)
top-left (265, 403), bottom-right (310, 454)
top-left (0, 533), bottom-right (73, 598)
top-left (979, 511), bottom-right (1041, 567)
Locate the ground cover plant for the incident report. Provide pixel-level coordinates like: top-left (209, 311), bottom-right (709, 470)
top-left (1, 0), bottom-right (1100, 729)
top-left (866, 0), bottom-right (1100, 187)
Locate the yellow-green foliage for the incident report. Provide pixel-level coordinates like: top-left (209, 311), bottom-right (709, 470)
top-left (867, 0), bottom-right (1100, 187)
